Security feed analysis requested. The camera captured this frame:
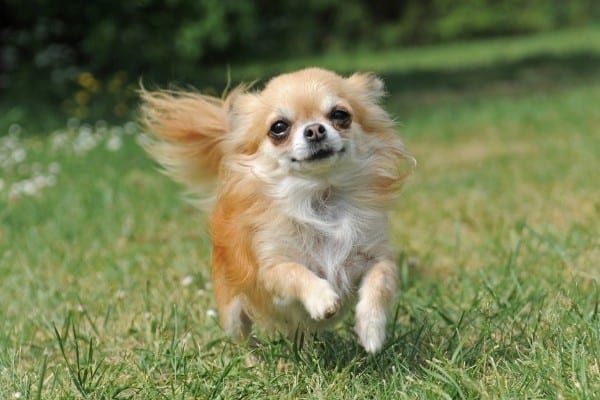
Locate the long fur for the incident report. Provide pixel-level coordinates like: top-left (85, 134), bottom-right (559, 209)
top-left (140, 68), bottom-right (414, 352)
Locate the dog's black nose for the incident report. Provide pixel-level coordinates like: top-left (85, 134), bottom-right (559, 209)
top-left (304, 123), bottom-right (327, 142)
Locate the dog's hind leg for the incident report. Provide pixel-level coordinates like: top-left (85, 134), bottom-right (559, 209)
top-left (221, 296), bottom-right (252, 341)
top-left (213, 281), bottom-right (252, 341)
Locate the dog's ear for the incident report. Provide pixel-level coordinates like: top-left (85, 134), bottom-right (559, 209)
top-left (223, 86), bottom-right (264, 155)
top-left (225, 86), bottom-right (260, 130)
top-left (346, 72), bottom-right (386, 103)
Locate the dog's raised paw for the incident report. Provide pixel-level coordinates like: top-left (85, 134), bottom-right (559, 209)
top-left (304, 279), bottom-right (341, 321)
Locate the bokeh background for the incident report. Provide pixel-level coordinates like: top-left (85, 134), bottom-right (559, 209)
top-left (2, 0), bottom-right (599, 128)
top-left (1, 3), bottom-right (600, 398)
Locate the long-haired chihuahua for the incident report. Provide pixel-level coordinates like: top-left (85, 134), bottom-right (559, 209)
top-left (140, 68), bottom-right (414, 353)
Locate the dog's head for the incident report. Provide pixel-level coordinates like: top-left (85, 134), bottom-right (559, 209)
top-left (225, 68), bottom-right (409, 180)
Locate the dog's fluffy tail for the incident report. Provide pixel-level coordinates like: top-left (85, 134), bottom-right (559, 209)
top-left (139, 88), bottom-right (228, 188)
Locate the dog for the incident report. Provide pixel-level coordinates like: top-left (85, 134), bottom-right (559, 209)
top-left (140, 68), bottom-right (414, 353)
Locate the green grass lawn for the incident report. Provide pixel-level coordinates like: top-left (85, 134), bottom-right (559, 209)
top-left (1, 27), bottom-right (599, 399)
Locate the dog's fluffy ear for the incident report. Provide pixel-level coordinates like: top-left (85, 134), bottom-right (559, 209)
top-left (139, 88), bottom-right (228, 184)
top-left (225, 86), bottom-right (260, 130)
top-left (345, 72), bottom-right (416, 191)
top-left (223, 87), bottom-right (264, 155)
top-left (346, 72), bottom-right (386, 103)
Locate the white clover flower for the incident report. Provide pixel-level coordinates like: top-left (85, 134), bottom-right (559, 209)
top-left (135, 133), bottom-right (150, 147)
top-left (12, 148), bottom-right (26, 163)
top-left (22, 180), bottom-right (37, 196)
top-left (51, 131), bottom-right (69, 150)
top-left (106, 134), bottom-right (123, 152)
top-left (7, 173), bottom-right (57, 199)
top-left (2, 135), bottom-right (19, 151)
top-left (33, 175), bottom-right (47, 188)
top-left (73, 125), bottom-right (98, 154)
top-left (206, 309), bottom-right (217, 318)
top-left (79, 124), bottom-right (93, 136)
top-left (124, 121), bottom-right (137, 134)
top-left (181, 275), bottom-right (193, 287)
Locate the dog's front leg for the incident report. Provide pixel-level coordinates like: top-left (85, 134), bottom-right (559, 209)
top-left (355, 258), bottom-right (398, 353)
top-left (260, 262), bottom-right (341, 321)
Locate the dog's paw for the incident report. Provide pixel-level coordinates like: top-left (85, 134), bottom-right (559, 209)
top-left (355, 302), bottom-right (387, 353)
top-left (303, 279), bottom-right (341, 321)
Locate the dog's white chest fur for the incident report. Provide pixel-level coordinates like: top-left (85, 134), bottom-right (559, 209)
top-left (272, 177), bottom-right (388, 293)
top-left (294, 197), bottom-right (379, 292)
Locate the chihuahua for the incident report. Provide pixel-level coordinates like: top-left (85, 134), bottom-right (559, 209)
top-left (140, 68), bottom-right (414, 353)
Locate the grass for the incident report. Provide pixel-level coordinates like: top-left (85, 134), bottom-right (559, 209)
top-left (1, 27), bottom-right (599, 399)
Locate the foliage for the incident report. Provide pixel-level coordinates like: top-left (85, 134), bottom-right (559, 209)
top-left (2, 1), bottom-right (599, 117)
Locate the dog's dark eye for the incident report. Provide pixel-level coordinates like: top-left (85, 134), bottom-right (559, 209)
top-left (330, 109), bottom-right (351, 128)
top-left (269, 120), bottom-right (290, 139)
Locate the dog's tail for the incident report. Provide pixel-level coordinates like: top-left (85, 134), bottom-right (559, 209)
top-left (139, 88), bottom-right (230, 190)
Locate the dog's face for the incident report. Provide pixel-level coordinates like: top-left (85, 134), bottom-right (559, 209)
top-left (263, 87), bottom-right (349, 170)
top-left (227, 68), bottom-right (388, 175)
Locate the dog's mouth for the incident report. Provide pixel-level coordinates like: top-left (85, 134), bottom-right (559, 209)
top-left (291, 147), bottom-right (345, 163)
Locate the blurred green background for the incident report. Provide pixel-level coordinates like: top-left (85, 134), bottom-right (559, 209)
top-left (2, 3), bottom-right (600, 397)
top-left (2, 0), bottom-right (599, 129)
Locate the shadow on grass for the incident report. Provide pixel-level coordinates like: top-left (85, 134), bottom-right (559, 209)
top-left (245, 316), bottom-right (439, 381)
top-left (384, 52), bottom-right (600, 92)
top-left (379, 51), bottom-right (600, 117)
top-left (247, 297), bottom-right (540, 383)
top-left (244, 250), bottom-right (555, 384)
